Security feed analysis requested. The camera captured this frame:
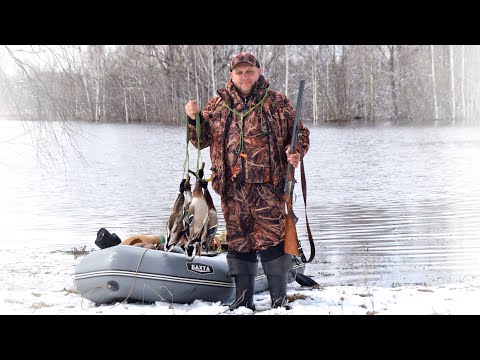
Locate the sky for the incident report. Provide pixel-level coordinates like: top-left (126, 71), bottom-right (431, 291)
top-left (1, 245), bottom-right (479, 315)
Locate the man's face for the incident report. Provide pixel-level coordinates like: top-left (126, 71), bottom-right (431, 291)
top-left (230, 63), bottom-right (262, 97)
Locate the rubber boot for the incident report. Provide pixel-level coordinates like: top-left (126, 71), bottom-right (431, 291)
top-left (227, 257), bottom-right (258, 311)
top-left (262, 254), bottom-right (293, 309)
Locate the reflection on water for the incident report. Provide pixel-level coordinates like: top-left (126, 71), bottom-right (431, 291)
top-left (1, 120), bottom-right (480, 287)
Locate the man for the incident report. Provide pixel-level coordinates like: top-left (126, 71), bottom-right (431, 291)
top-left (185, 52), bottom-right (310, 311)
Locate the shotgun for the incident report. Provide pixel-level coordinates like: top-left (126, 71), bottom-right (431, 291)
top-left (283, 79), bottom-right (306, 262)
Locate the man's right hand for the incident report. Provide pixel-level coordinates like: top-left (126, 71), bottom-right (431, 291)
top-left (185, 100), bottom-right (200, 120)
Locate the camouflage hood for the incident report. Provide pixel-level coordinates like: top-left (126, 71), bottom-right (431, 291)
top-left (217, 75), bottom-right (270, 109)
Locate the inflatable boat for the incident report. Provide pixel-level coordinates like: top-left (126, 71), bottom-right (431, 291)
top-left (74, 245), bottom-right (308, 305)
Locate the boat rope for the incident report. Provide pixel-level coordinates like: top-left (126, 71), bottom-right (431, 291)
top-left (80, 284), bottom-right (110, 311)
top-left (80, 248), bottom-right (179, 310)
top-left (118, 247), bottom-right (150, 305)
top-left (79, 248), bottom-right (148, 311)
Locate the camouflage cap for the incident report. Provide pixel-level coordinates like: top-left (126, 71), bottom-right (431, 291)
top-left (230, 52), bottom-right (260, 71)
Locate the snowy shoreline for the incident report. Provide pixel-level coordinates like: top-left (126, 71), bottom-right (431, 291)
top-left (1, 246), bottom-right (479, 315)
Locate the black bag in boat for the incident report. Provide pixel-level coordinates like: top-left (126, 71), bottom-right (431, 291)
top-left (95, 228), bottom-right (121, 249)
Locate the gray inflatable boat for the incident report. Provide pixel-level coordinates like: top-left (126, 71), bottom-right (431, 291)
top-left (74, 245), bottom-right (307, 305)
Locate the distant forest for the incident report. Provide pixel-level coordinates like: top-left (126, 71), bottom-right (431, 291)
top-left (1, 45), bottom-right (479, 125)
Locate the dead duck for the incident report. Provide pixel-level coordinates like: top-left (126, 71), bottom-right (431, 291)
top-left (165, 178), bottom-right (191, 251)
top-left (165, 179), bottom-right (185, 244)
top-left (184, 164), bottom-right (209, 258)
top-left (200, 177), bottom-right (218, 252)
top-left (180, 177), bottom-right (193, 248)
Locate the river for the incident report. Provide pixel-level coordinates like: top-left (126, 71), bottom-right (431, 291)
top-left (1, 119), bottom-right (479, 287)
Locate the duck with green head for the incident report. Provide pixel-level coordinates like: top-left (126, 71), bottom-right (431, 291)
top-left (184, 163), bottom-right (209, 258)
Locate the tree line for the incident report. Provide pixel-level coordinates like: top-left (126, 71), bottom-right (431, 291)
top-left (1, 45), bottom-right (479, 125)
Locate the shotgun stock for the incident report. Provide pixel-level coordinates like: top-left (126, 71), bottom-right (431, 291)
top-left (284, 190), bottom-right (299, 256)
top-left (283, 80), bottom-right (306, 261)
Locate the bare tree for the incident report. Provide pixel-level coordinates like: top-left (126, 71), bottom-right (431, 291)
top-left (449, 45), bottom-right (456, 120)
top-left (3, 44), bottom-right (479, 128)
top-left (460, 45), bottom-right (466, 120)
top-left (430, 45), bottom-right (439, 120)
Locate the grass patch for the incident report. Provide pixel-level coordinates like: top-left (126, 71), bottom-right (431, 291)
top-left (52, 246), bottom-right (93, 259)
top-left (287, 293), bottom-right (309, 303)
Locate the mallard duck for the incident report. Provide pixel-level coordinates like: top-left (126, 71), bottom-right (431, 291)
top-left (200, 178), bottom-right (218, 252)
top-left (184, 165), bottom-right (209, 258)
top-left (165, 178), bottom-right (190, 251)
top-left (179, 177), bottom-right (192, 248)
top-left (165, 179), bottom-right (185, 247)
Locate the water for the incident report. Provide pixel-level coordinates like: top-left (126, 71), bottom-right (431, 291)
top-left (1, 119), bottom-right (480, 287)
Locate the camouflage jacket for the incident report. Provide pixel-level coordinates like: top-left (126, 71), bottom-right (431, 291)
top-left (189, 75), bottom-right (310, 197)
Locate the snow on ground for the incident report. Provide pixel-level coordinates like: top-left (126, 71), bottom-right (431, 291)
top-left (1, 246), bottom-right (479, 315)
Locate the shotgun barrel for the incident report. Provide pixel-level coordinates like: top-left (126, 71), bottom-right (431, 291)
top-left (283, 80), bottom-right (306, 260)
